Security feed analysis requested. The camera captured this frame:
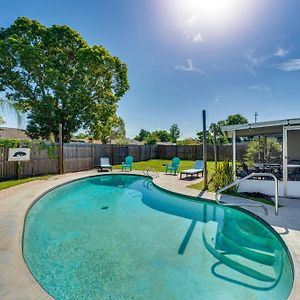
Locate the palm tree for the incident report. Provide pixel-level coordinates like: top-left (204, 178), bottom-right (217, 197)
top-left (0, 98), bottom-right (24, 128)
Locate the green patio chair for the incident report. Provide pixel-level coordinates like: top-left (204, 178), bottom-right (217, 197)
top-left (121, 155), bottom-right (133, 171)
top-left (165, 157), bottom-right (181, 175)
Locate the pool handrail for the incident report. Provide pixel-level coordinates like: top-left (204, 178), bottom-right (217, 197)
top-left (144, 168), bottom-right (159, 178)
top-left (216, 172), bottom-right (279, 216)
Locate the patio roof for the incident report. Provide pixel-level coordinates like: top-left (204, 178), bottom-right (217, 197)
top-left (221, 117), bottom-right (300, 138)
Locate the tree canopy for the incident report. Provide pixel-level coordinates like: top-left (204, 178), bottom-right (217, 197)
top-left (0, 17), bottom-right (129, 142)
top-left (134, 129), bottom-right (150, 142)
top-left (153, 130), bottom-right (172, 142)
top-left (225, 114), bottom-right (248, 126)
top-left (169, 124), bottom-right (180, 142)
top-left (197, 113), bottom-right (249, 144)
top-left (135, 124), bottom-right (181, 144)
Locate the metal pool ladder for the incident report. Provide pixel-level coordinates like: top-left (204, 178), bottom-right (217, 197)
top-left (143, 168), bottom-right (160, 179)
top-left (215, 173), bottom-right (279, 216)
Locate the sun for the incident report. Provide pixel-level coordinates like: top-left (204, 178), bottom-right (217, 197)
top-left (172, 0), bottom-right (249, 30)
top-left (202, 0), bottom-right (238, 20)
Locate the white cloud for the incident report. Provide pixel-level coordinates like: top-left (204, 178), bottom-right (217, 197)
top-left (183, 31), bottom-right (204, 43)
top-left (248, 84), bottom-right (272, 96)
top-left (213, 96), bottom-right (222, 103)
top-left (175, 59), bottom-right (205, 74)
top-left (179, 15), bottom-right (198, 27)
top-left (179, 15), bottom-right (204, 43)
top-left (276, 59), bottom-right (300, 71)
top-left (274, 47), bottom-right (289, 57)
top-left (244, 49), bottom-right (260, 66)
top-left (243, 49), bottom-right (261, 75)
top-left (243, 46), bottom-right (290, 75)
top-left (192, 32), bottom-right (203, 42)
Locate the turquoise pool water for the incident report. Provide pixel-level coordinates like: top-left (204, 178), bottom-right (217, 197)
top-left (23, 175), bottom-right (293, 300)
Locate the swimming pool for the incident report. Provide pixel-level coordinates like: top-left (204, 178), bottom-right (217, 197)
top-left (23, 174), bottom-right (293, 300)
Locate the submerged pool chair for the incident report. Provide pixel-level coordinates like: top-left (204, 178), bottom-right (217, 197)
top-left (165, 157), bottom-right (181, 175)
top-left (121, 155), bottom-right (133, 171)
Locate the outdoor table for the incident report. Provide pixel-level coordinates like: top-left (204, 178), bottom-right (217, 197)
top-left (252, 163), bottom-right (282, 180)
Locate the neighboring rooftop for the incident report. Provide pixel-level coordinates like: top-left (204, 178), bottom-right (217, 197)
top-left (0, 127), bottom-right (31, 140)
top-left (221, 118), bottom-right (300, 138)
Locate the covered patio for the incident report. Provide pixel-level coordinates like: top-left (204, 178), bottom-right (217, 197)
top-left (222, 118), bottom-right (300, 198)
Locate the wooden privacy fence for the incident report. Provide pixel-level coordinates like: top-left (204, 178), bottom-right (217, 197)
top-left (157, 143), bottom-right (247, 161)
top-left (92, 144), bottom-right (158, 166)
top-left (0, 143), bottom-right (247, 181)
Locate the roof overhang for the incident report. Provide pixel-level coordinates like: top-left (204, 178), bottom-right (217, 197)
top-left (221, 118), bottom-right (300, 138)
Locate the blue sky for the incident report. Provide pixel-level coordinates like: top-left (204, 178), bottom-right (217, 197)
top-left (1, 0), bottom-right (300, 138)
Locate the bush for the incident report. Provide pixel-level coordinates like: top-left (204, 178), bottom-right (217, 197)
top-left (212, 161), bottom-right (235, 192)
top-left (113, 138), bottom-right (128, 145)
top-left (177, 138), bottom-right (199, 145)
top-left (145, 134), bottom-right (158, 145)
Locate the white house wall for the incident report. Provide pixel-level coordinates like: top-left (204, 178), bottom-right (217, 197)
top-left (238, 180), bottom-right (300, 198)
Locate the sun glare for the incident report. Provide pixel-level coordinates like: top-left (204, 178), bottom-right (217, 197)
top-left (172, 0), bottom-right (252, 30)
top-left (200, 0), bottom-right (239, 20)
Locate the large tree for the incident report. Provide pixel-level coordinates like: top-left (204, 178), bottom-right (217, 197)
top-left (197, 113), bottom-right (248, 144)
top-left (90, 115), bottom-right (126, 144)
top-left (135, 129), bottom-right (150, 141)
top-left (225, 114), bottom-right (248, 126)
top-left (111, 117), bottom-right (126, 140)
top-left (169, 123), bottom-right (180, 143)
top-left (153, 130), bottom-right (172, 142)
top-left (0, 17), bottom-right (129, 141)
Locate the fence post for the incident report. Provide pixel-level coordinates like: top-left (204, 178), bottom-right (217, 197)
top-left (59, 123), bottom-right (64, 174)
top-left (111, 145), bottom-right (114, 165)
top-left (91, 144), bottom-right (94, 169)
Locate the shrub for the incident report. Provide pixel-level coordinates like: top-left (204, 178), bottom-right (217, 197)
top-left (145, 134), bottom-right (158, 145)
top-left (212, 161), bottom-right (235, 192)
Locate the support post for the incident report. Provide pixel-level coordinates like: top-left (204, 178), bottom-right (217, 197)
top-left (59, 123), bottom-right (64, 174)
top-left (202, 110), bottom-right (208, 190)
top-left (232, 130), bottom-right (236, 181)
top-left (282, 126), bottom-right (288, 197)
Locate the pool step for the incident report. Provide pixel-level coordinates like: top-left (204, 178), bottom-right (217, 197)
top-left (234, 219), bottom-right (275, 250)
top-left (222, 211), bottom-right (275, 251)
top-left (203, 221), bottom-right (277, 282)
top-left (220, 232), bottom-right (276, 265)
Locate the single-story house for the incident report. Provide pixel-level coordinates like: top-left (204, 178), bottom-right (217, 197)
top-left (0, 127), bottom-right (31, 140)
top-left (222, 118), bottom-right (300, 198)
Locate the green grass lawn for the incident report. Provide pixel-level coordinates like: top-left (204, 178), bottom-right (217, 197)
top-left (187, 161), bottom-right (217, 191)
top-left (114, 159), bottom-right (217, 189)
top-left (0, 175), bottom-right (50, 190)
top-left (114, 159), bottom-right (198, 173)
top-left (114, 159), bottom-right (276, 208)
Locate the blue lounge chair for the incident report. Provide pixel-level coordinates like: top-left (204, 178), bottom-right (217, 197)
top-left (165, 157), bottom-right (181, 175)
top-left (122, 155), bottom-right (133, 171)
top-left (180, 160), bottom-right (204, 180)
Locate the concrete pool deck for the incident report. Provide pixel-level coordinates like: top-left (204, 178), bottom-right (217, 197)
top-left (0, 169), bottom-right (299, 299)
